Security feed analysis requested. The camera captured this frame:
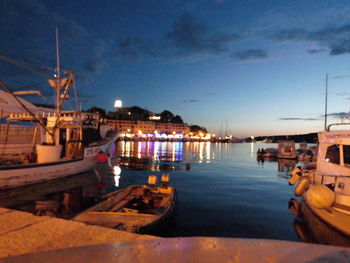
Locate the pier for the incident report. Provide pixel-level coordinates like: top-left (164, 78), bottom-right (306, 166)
top-left (0, 208), bottom-right (158, 259)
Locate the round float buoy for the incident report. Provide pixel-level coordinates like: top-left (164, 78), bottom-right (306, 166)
top-left (290, 167), bottom-right (301, 177)
top-left (97, 152), bottom-right (108, 163)
top-left (294, 177), bottom-right (310, 196)
top-left (306, 185), bottom-right (335, 209)
top-left (148, 175), bottom-right (157, 186)
top-left (289, 173), bottom-right (301, 185)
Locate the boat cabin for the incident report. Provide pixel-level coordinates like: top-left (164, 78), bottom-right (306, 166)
top-left (1, 111), bottom-right (100, 164)
top-left (277, 140), bottom-right (297, 159)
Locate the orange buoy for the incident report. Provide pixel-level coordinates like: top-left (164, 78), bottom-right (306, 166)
top-left (97, 152), bottom-right (108, 163)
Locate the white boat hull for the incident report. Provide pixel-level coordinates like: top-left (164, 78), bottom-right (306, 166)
top-left (0, 141), bottom-right (113, 189)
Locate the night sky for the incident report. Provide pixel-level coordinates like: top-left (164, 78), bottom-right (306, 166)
top-left (2, 0), bottom-right (350, 137)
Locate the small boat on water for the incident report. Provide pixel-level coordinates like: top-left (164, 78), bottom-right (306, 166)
top-left (73, 174), bottom-right (177, 233)
top-left (289, 122), bottom-right (350, 237)
top-left (257, 147), bottom-right (277, 158)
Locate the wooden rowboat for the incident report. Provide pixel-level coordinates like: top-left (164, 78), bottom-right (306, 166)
top-left (72, 184), bottom-right (177, 233)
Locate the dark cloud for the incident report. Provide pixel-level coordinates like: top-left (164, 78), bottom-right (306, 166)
top-left (330, 39), bottom-right (350, 55)
top-left (271, 24), bottom-right (350, 56)
top-left (331, 74), bottom-right (350, 79)
top-left (327, 112), bottom-right (349, 118)
top-left (279, 117), bottom-right (319, 121)
top-left (0, 0), bottom-right (107, 92)
top-left (272, 29), bottom-right (307, 41)
top-left (231, 49), bottom-right (268, 61)
top-left (182, 99), bottom-right (198, 103)
top-left (117, 37), bottom-right (159, 59)
top-left (336, 92), bottom-right (350, 96)
top-left (167, 13), bottom-right (240, 55)
top-left (308, 48), bottom-right (326, 54)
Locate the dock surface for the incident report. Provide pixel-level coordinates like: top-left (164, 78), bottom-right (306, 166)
top-left (0, 208), bottom-right (158, 259)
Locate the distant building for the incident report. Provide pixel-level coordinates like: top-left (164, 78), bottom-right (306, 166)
top-left (106, 119), bottom-right (190, 138)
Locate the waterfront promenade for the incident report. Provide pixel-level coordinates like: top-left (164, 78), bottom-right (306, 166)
top-left (0, 208), bottom-right (158, 258)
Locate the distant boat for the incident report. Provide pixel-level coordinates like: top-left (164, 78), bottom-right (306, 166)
top-left (289, 123), bottom-right (350, 237)
top-left (277, 140), bottom-right (297, 159)
top-left (257, 147), bottom-right (277, 158)
top-left (73, 175), bottom-right (177, 233)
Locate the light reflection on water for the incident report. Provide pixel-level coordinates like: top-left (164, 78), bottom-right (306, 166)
top-left (116, 141), bottom-right (212, 164)
top-left (1, 141), bottom-right (349, 245)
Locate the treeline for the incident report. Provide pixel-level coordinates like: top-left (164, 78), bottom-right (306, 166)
top-left (247, 132), bottom-right (318, 143)
top-left (86, 106), bottom-right (207, 133)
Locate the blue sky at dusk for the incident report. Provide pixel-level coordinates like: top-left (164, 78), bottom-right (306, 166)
top-left (2, 0), bottom-right (350, 137)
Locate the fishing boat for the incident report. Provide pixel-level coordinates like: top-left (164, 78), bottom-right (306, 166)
top-left (289, 122), bottom-right (350, 236)
top-left (0, 33), bottom-right (117, 189)
top-left (73, 174), bottom-right (177, 233)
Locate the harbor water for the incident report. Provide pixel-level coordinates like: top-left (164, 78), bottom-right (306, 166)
top-left (1, 141), bottom-right (346, 244)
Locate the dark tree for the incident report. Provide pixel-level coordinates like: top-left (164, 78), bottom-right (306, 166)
top-left (171, 115), bottom-right (184, 124)
top-left (160, 110), bottom-right (174, 122)
top-left (190, 125), bottom-right (208, 133)
top-left (86, 106), bottom-right (106, 118)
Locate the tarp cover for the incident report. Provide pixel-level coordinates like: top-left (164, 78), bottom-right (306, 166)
top-left (0, 90), bottom-right (52, 116)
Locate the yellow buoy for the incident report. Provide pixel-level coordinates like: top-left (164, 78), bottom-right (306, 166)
top-left (148, 175), bottom-right (157, 186)
top-left (161, 173), bottom-right (170, 184)
top-left (290, 167), bottom-right (301, 177)
top-left (306, 185), bottom-right (335, 209)
top-left (289, 173), bottom-right (301, 185)
top-left (294, 177), bottom-right (310, 196)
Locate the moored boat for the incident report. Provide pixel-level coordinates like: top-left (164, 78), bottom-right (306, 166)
top-left (289, 123), bottom-right (350, 236)
top-left (257, 147), bottom-right (277, 158)
top-left (0, 35), bottom-right (117, 189)
top-left (277, 140), bottom-right (297, 159)
top-left (73, 174), bottom-right (177, 233)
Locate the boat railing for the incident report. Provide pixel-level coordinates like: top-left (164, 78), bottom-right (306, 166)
top-left (327, 122), bottom-right (350, 131)
top-left (313, 172), bottom-right (350, 186)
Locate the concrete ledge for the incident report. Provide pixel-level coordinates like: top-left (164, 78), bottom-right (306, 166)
top-left (0, 209), bottom-right (159, 259)
top-left (1, 237), bottom-right (350, 263)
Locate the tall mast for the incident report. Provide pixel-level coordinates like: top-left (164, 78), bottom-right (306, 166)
top-left (324, 73), bottom-right (328, 131)
top-left (55, 28), bottom-right (61, 115)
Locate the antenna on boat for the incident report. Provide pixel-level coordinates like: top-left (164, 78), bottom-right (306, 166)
top-left (324, 73), bottom-right (328, 131)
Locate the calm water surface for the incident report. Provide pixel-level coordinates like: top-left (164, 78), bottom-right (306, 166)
top-left (0, 141), bottom-right (344, 244)
top-left (113, 141), bottom-right (298, 240)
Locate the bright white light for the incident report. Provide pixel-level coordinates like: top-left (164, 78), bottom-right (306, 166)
top-left (114, 100), bottom-right (122, 108)
top-left (114, 166), bottom-right (121, 176)
top-left (113, 166), bottom-right (121, 187)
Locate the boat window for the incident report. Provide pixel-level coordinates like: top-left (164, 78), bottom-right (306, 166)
top-left (325, 144), bottom-right (340, 164)
top-left (343, 145), bottom-right (350, 166)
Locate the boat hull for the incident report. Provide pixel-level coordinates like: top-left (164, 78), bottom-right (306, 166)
top-left (0, 157), bottom-right (97, 189)
top-left (73, 184), bottom-right (177, 233)
top-left (0, 141), bottom-right (112, 189)
top-left (303, 194), bottom-right (350, 237)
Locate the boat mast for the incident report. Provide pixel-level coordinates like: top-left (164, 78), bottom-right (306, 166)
top-left (324, 73), bottom-right (328, 131)
top-left (55, 28), bottom-right (61, 116)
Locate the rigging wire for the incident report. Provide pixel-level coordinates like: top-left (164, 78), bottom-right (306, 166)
top-left (0, 54), bottom-right (69, 77)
